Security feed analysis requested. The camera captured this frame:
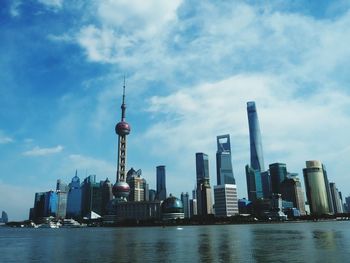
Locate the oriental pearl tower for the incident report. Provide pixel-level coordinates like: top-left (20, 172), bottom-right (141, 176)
top-left (112, 79), bottom-right (131, 201)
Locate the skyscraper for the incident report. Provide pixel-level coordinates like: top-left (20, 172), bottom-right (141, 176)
top-left (196, 153), bottom-right (213, 216)
top-left (269, 163), bottom-right (288, 194)
top-left (81, 175), bottom-right (102, 217)
top-left (345, 196), bottom-right (350, 213)
top-left (113, 79), bottom-right (131, 201)
top-left (156, 165), bottom-right (167, 201)
top-left (245, 165), bottom-right (263, 201)
top-left (216, 134), bottom-right (235, 185)
top-left (247, 101), bottom-right (265, 172)
top-left (32, 191), bottom-right (58, 222)
top-left (56, 179), bottom-right (68, 219)
top-left (280, 177), bottom-right (306, 215)
top-left (261, 170), bottom-right (272, 198)
top-left (189, 188), bottom-right (197, 217)
top-left (181, 192), bottom-right (190, 218)
top-left (56, 179), bottom-right (69, 192)
top-left (323, 165), bottom-right (334, 214)
top-left (0, 211), bottom-right (8, 223)
top-left (149, 189), bottom-right (157, 201)
top-left (66, 171), bottom-right (82, 218)
top-left (101, 178), bottom-right (113, 215)
top-left (126, 168), bottom-right (146, 202)
top-left (329, 182), bottom-right (343, 214)
top-left (214, 184), bottom-right (238, 217)
top-left (303, 161), bottom-right (330, 215)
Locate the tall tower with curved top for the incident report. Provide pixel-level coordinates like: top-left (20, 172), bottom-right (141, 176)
top-left (247, 101), bottom-right (265, 172)
top-left (112, 79), bottom-right (131, 201)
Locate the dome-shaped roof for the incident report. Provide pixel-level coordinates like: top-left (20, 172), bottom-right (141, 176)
top-left (115, 121), bottom-right (131, 136)
top-left (112, 181), bottom-right (130, 199)
top-left (161, 196), bottom-right (184, 213)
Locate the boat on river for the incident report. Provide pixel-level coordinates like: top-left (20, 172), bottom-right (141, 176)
top-left (38, 221), bottom-right (60, 228)
top-left (61, 219), bottom-right (86, 228)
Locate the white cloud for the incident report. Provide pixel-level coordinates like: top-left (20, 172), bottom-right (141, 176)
top-left (142, 74), bottom-right (350, 197)
top-left (0, 130), bottom-right (14, 144)
top-left (23, 145), bottom-right (64, 156)
top-left (76, 0), bottom-right (182, 64)
top-left (37, 0), bottom-right (63, 8)
top-left (69, 2), bottom-right (350, 196)
top-left (97, 0), bottom-right (182, 37)
top-left (10, 0), bottom-right (21, 17)
top-left (0, 136), bottom-right (13, 144)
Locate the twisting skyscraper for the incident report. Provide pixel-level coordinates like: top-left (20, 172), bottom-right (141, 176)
top-left (112, 80), bottom-right (131, 201)
top-left (216, 134), bottom-right (235, 185)
top-left (247, 101), bottom-right (265, 172)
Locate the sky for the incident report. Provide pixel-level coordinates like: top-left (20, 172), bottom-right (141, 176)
top-left (1, 0), bottom-right (350, 221)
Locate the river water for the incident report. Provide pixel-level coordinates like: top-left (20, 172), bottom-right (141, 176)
top-left (1, 221), bottom-right (349, 262)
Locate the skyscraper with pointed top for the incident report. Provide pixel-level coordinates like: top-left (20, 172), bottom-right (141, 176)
top-left (66, 170), bottom-right (81, 218)
top-left (247, 101), bottom-right (265, 172)
top-left (112, 79), bottom-right (131, 201)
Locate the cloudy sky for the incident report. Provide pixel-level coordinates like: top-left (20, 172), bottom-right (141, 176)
top-left (1, 0), bottom-right (350, 221)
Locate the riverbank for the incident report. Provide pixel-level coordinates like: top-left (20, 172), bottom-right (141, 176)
top-left (5, 213), bottom-right (350, 228)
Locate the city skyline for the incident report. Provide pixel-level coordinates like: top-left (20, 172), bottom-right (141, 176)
top-left (1, 1), bottom-right (350, 220)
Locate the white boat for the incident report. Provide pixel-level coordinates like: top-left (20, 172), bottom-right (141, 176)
top-left (38, 222), bottom-right (60, 228)
top-left (61, 219), bottom-right (86, 228)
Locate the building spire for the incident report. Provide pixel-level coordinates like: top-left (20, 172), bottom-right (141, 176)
top-left (121, 75), bottom-right (126, 121)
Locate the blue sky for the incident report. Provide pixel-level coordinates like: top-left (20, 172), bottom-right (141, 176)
top-left (1, 0), bottom-right (350, 221)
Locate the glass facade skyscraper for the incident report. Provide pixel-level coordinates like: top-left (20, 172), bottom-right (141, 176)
top-left (66, 172), bottom-right (82, 218)
top-left (81, 175), bottom-right (102, 217)
top-left (216, 134), bottom-right (235, 185)
top-left (156, 165), bottom-right (167, 201)
top-left (196, 153), bottom-right (213, 215)
top-left (330, 182), bottom-right (343, 214)
top-left (322, 165), bottom-right (335, 214)
top-left (247, 101), bottom-right (265, 172)
top-left (269, 163), bottom-right (288, 194)
top-left (181, 192), bottom-right (190, 218)
top-left (261, 170), bottom-right (272, 198)
top-left (245, 165), bottom-right (263, 201)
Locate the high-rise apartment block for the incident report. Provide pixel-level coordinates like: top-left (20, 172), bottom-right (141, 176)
top-left (214, 184), bottom-right (238, 217)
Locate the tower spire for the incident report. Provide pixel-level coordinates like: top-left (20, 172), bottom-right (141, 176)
top-left (121, 76), bottom-right (126, 121)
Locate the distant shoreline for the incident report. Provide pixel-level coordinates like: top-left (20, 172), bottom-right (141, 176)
top-left (4, 214), bottom-right (350, 228)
